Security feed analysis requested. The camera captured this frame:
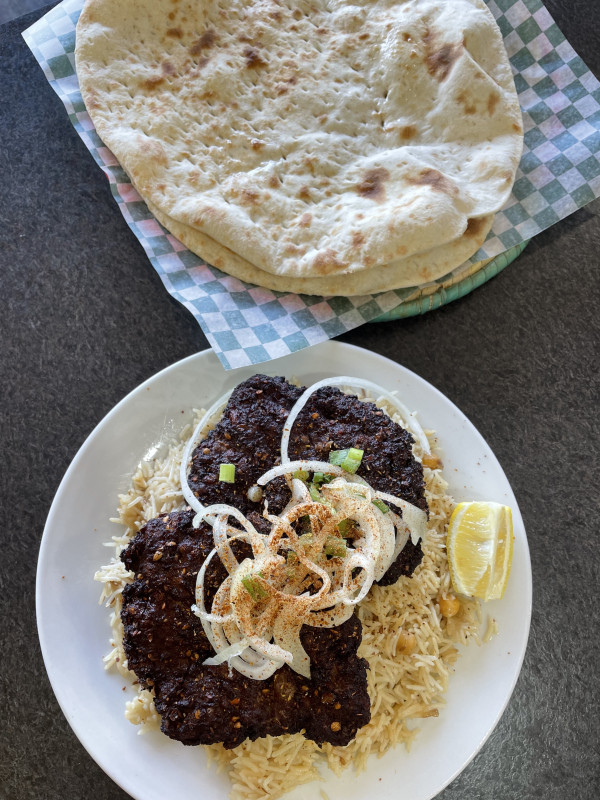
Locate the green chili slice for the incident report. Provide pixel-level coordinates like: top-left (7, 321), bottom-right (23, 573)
top-left (241, 574), bottom-right (268, 602)
top-left (292, 469), bottom-right (309, 482)
top-left (372, 498), bottom-right (390, 514)
top-left (328, 447), bottom-right (364, 474)
top-left (218, 463), bottom-right (236, 483)
top-left (324, 536), bottom-right (347, 558)
top-left (337, 518), bottom-right (355, 537)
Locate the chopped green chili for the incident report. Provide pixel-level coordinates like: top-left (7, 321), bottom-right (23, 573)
top-left (313, 472), bottom-right (334, 485)
top-left (309, 484), bottom-right (322, 502)
top-left (372, 498), bottom-right (390, 514)
top-left (324, 536), bottom-right (347, 558)
top-left (298, 532), bottom-right (314, 548)
top-left (218, 463), bottom-right (236, 483)
top-left (337, 518), bottom-right (355, 537)
top-left (241, 574), bottom-right (268, 602)
top-left (328, 447), bottom-right (364, 474)
top-left (292, 469), bottom-right (309, 482)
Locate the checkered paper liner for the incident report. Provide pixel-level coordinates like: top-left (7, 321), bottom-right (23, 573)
top-left (23, 0), bottom-right (600, 370)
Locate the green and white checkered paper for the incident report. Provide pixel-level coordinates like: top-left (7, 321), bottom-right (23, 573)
top-left (23, 0), bottom-right (600, 369)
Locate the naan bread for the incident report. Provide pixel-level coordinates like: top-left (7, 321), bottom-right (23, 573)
top-left (76, 0), bottom-right (522, 295)
top-left (145, 197), bottom-right (493, 295)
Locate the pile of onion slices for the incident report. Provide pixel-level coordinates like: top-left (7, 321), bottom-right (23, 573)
top-left (179, 377), bottom-right (429, 680)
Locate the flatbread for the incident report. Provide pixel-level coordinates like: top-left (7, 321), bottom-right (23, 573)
top-left (76, 0), bottom-right (522, 295)
top-left (146, 196), bottom-right (493, 295)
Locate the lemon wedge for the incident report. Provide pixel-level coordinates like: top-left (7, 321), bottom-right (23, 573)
top-left (447, 501), bottom-right (514, 600)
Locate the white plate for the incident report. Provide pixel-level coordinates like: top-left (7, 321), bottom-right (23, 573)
top-left (38, 341), bottom-right (531, 800)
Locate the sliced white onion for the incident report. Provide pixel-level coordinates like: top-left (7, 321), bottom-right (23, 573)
top-left (279, 477), bottom-right (311, 516)
top-left (280, 376), bottom-right (430, 462)
top-left (373, 491), bottom-right (428, 546)
top-left (194, 548), bottom-right (229, 657)
top-left (341, 552), bottom-right (374, 606)
top-left (179, 388), bottom-right (233, 518)
top-left (182, 375), bottom-right (434, 683)
top-left (370, 503), bottom-right (397, 580)
top-left (203, 638), bottom-right (250, 666)
top-left (273, 614), bottom-right (311, 679)
top-left (213, 514), bottom-right (240, 575)
top-left (257, 460), bottom-right (345, 486)
top-left (195, 550), bottom-right (283, 679)
top-left (230, 561), bottom-right (294, 665)
top-left (322, 484), bottom-right (388, 580)
top-left (389, 513), bottom-right (410, 562)
top-left (200, 504), bottom-right (267, 555)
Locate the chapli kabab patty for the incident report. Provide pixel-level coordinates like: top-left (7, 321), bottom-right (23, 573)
top-left (187, 374), bottom-right (426, 579)
top-left (121, 508), bottom-right (369, 748)
top-left (120, 375), bottom-right (427, 747)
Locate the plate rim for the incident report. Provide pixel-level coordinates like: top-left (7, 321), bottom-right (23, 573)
top-left (37, 341), bottom-right (532, 800)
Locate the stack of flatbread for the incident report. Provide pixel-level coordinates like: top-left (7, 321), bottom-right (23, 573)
top-left (76, 0), bottom-right (523, 296)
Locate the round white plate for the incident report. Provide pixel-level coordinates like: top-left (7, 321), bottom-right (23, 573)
top-left (38, 341), bottom-right (531, 800)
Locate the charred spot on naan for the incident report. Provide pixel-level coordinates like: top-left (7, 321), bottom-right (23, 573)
top-left (423, 28), bottom-right (463, 82)
top-left (83, 87), bottom-right (101, 111)
top-left (138, 137), bottom-right (168, 167)
top-left (408, 169), bottom-right (458, 196)
top-left (166, 27), bottom-right (183, 39)
top-left (487, 91), bottom-right (500, 116)
top-left (243, 46), bottom-right (267, 68)
top-left (498, 170), bottom-right (515, 184)
top-left (351, 231), bottom-right (365, 249)
top-left (189, 29), bottom-right (217, 56)
top-left (187, 168), bottom-right (204, 187)
top-left (313, 249), bottom-right (349, 275)
top-left (240, 189), bottom-right (260, 206)
top-left (283, 242), bottom-right (307, 257)
top-left (161, 60), bottom-right (176, 76)
top-left (356, 168), bottom-right (390, 203)
top-left (140, 74), bottom-right (166, 92)
top-left (400, 125), bottom-right (418, 141)
top-left (464, 217), bottom-right (488, 238)
top-left (456, 90), bottom-right (477, 115)
top-left (191, 205), bottom-right (227, 228)
top-left (390, 241), bottom-right (408, 257)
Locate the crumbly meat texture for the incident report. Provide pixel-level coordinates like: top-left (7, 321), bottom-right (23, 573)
top-left (121, 509), bottom-right (370, 748)
top-left (187, 374), bottom-right (303, 533)
top-left (289, 385), bottom-right (427, 513)
top-left (187, 374), bottom-right (427, 578)
top-left (120, 375), bottom-right (427, 748)
top-left (376, 537), bottom-right (425, 586)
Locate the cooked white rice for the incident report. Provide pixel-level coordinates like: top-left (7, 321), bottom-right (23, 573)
top-left (95, 394), bottom-right (482, 800)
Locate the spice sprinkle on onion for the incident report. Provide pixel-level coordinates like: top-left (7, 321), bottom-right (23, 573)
top-left (181, 377), bottom-right (428, 680)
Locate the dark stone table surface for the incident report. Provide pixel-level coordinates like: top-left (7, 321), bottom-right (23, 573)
top-left (1, 2), bottom-right (598, 799)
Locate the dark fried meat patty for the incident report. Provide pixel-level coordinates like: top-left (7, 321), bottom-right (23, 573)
top-left (187, 374), bottom-right (427, 578)
top-left (120, 375), bottom-right (427, 747)
top-left (121, 509), bottom-right (370, 748)
top-left (187, 375), bottom-right (302, 533)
